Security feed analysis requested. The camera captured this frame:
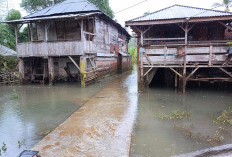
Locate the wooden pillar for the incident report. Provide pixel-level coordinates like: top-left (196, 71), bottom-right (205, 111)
top-left (175, 68), bottom-right (178, 88)
top-left (80, 56), bottom-right (86, 87)
top-left (45, 25), bottom-right (48, 42)
top-left (138, 30), bottom-right (145, 91)
top-left (183, 23), bottom-right (188, 93)
top-left (15, 24), bottom-right (18, 44)
top-left (18, 58), bottom-right (24, 84)
top-left (30, 23), bottom-right (34, 41)
top-left (48, 57), bottom-right (54, 85)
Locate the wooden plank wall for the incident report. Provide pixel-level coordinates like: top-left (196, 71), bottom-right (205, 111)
top-left (17, 41), bottom-right (84, 57)
top-left (143, 46), bottom-right (230, 66)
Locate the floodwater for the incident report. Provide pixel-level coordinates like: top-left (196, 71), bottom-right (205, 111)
top-left (1, 69), bottom-right (232, 157)
top-left (130, 85), bottom-right (232, 157)
top-left (0, 77), bottom-right (114, 157)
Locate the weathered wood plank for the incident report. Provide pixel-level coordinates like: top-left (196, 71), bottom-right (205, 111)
top-left (143, 54), bottom-right (228, 64)
top-left (17, 41), bottom-right (85, 57)
top-left (145, 46), bottom-right (228, 55)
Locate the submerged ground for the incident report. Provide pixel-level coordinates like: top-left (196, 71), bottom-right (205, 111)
top-left (0, 70), bottom-right (232, 156)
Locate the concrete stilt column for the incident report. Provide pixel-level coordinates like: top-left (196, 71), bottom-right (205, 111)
top-left (18, 58), bottom-right (24, 84)
top-left (48, 57), bottom-right (54, 85)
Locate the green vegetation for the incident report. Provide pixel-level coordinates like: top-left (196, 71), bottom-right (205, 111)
top-left (213, 0), bottom-right (232, 12)
top-left (40, 129), bottom-right (51, 135)
top-left (21, 0), bottom-right (114, 18)
top-left (1, 142), bottom-right (7, 152)
top-left (10, 89), bottom-right (19, 99)
top-left (18, 141), bottom-right (22, 148)
top-left (155, 110), bottom-right (191, 120)
top-left (213, 104), bottom-right (232, 125)
top-left (128, 38), bottom-right (137, 66)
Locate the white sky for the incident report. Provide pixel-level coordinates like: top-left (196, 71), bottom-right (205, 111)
top-left (8, 0), bottom-right (224, 25)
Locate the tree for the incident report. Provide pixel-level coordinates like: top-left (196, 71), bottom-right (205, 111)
top-left (213, 0), bottom-right (232, 12)
top-left (21, 0), bottom-right (64, 13)
top-left (0, 9), bottom-right (22, 50)
top-left (20, 0), bottom-right (114, 18)
top-left (5, 9), bottom-right (22, 35)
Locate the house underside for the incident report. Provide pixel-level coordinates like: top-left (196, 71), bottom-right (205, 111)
top-left (126, 5), bottom-right (232, 93)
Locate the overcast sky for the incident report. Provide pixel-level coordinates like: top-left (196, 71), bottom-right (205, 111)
top-left (8, 0), bottom-right (224, 25)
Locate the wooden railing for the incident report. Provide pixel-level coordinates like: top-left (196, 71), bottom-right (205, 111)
top-left (16, 40), bottom-right (95, 57)
top-left (142, 43), bottom-right (232, 67)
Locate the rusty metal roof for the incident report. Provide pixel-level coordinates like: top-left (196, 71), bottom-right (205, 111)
top-left (24, 0), bottom-right (100, 19)
top-left (128, 4), bottom-right (232, 22)
top-left (0, 45), bottom-right (17, 57)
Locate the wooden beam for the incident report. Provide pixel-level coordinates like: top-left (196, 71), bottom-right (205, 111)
top-left (218, 67), bottom-right (232, 78)
top-left (169, 67), bottom-right (183, 78)
top-left (68, 56), bottom-right (81, 73)
top-left (144, 67), bottom-right (153, 77)
top-left (188, 24), bottom-right (196, 32)
top-left (186, 67), bottom-right (199, 80)
top-left (30, 23), bottom-right (34, 41)
top-left (164, 46), bottom-right (167, 65)
top-left (175, 68), bottom-right (178, 88)
top-left (209, 45), bottom-right (213, 66)
top-left (141, 51), bottom-right (144, 80)
top-left (218, 21), bottom-right (232, 30)
top-left (15, 25), bottom-right (18, 44)
top-left (143, 37), bottom-right (185, 41)
top-left (183, 23), bottom-right (188, 93)
top-left (18, 58), bottom-right (24, 83)
top-left (143, 52), bottom-right (152, 65)
top-left (48, 57), bottom-right (54, 85)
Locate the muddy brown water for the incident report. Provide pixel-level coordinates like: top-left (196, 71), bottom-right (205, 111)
top-left (1, 70), bottom-right (232, 157)
top-left (130, 84), bottom-right (232, 157)
top-left (0, 77), bottom-right (115, 157)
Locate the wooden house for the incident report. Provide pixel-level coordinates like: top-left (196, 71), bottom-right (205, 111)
top-left (126, 5), bottom-right (232, 92)
top-left (6, 0), bottom-right (131, 86)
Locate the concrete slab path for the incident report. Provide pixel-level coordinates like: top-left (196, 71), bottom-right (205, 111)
top-left (32, 72), bottom-right (138, 157)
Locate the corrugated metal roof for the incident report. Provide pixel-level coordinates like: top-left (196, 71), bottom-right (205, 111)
top-left (129, 4), bottom-right (232, 22)
top-left (24, 0), bottom-right (100, 19)
top-left (0, 45), bottom-right (17, 57)
top-left (6, 12), bottom-right (99, 23)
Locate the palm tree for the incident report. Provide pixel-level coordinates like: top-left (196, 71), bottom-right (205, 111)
top-left (213, 0), bottom-right (232, 12)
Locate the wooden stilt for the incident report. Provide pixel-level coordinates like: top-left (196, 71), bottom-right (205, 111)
top-left (182, 23), bottom-right (188, 93)
top-left (80, 56), bottom-right (86, 87)
top-left (175, 68), bottom-right (178, 88)
top-left (48, 57), bottom-right (54, 85)
top-left (18, 58), bottom-right (24, 84)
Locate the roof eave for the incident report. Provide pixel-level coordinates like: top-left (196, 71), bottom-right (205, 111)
top-left (5, 11), bottom-right (101, 24)
top-left (125, 15), bottom-right (232, 26)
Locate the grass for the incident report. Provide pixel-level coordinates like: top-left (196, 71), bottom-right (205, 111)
top-left (155, 110), bottom-right (191, 120)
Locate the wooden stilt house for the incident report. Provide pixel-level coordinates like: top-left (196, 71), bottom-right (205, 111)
top-left (126, 5), bottom-right (232, 92)
top-left (6, 0), bottom-right (131, 86)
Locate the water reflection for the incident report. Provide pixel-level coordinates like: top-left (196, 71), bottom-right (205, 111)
top-left (0, 79), bottom-right (113, 157)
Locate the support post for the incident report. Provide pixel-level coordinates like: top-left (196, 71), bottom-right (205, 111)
top-left (80, 56), bottom-right (86, 87)
top-left (209, 45), bottom-right (213, 66)
top-left (30, 23), bottom-right (34, 42)
top-left (48, 57), bottom-right (54, 85)
top-left (175, 68), bottom-right (178, 88)
top-left (183, 23), bottom-right (188, 93)
top-left (45, 25), bottom-right (48, 42)
top-left (18, 58), bottom-right (24, 84)
top-left (15, 24), bottom-right (18, 44)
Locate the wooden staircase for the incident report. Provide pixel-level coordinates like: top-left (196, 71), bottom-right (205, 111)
top-left (31, 60), bottom-right (47, 84)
